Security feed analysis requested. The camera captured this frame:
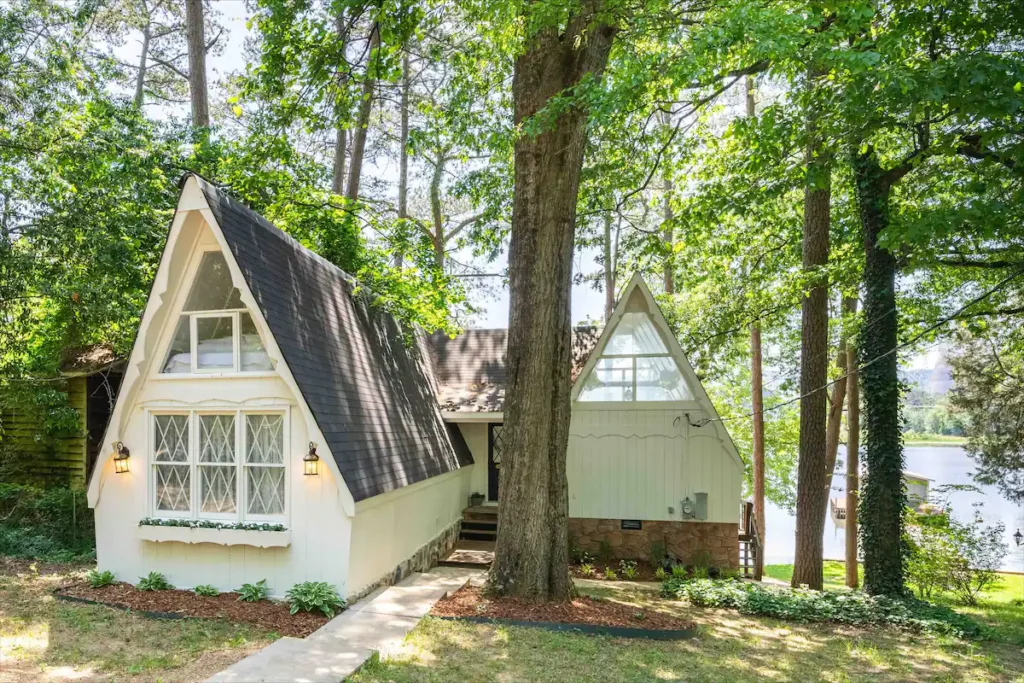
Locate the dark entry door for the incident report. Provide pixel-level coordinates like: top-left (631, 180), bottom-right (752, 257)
top-left (488, 423), bottom-right (504, 501)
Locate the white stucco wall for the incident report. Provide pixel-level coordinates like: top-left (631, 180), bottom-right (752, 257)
top-left (456, 422), bottom-right (491, 499)
top-left (347, 466), bottom-right (473, 598)
top-left (92, 203), bottom-right (353, 598)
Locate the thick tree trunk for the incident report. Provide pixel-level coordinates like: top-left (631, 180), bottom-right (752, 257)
top-left (823, 296), bottom-right (858, 494)
top-left (845, 340), bottom-right (860, 589)
top-left (488, 9), bottom-right (616, 602)
top-left (853, 147), bottom-right (905, 596)
top-left (134, 21), bottom-right (150, 108)
top-left (185, 0), bottom-right (209, 127)
top-left (603, 211), bottom-right (614, 322)
top-left (395, 50), bottom-right (410, 267)
top-left (791, 133), bottom-right (831, 591)
top-left (346, 23), bottom-right (379, 202)
top-left (751, 322), bottom-right (766, 581)
top-left (746, 74), bottom-right (765, 582)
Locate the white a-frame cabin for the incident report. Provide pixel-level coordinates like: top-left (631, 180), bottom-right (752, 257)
top-left (89, 175), bottom-right (745, 600)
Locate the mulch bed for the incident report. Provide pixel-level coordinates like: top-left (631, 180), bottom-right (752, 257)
top-left (569, 559), bottom-right (662, 582)
top-left (431, 585), bottom-right (694, 632)
top-left (56, 581), bottom-right (330, 637)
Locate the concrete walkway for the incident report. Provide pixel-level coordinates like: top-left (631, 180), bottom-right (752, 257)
top-left (206, 566), bottom-right (482, 683)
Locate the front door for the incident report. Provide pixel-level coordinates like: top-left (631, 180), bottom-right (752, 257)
top-left (488, 423), bottom-right (504, 501)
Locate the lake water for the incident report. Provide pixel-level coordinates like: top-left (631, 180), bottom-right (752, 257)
top-left (762, 445), bottom-right (1024, 572)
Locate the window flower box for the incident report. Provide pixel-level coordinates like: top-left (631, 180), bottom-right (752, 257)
top-left (137, 524), bottom-right (290, 548)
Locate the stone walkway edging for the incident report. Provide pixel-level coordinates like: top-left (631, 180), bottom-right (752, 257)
top-left (205, 566), bottom-right (483, 683)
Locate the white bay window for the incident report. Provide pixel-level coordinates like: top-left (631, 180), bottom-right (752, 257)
top-left (151, 410), bottom-right (287, 522)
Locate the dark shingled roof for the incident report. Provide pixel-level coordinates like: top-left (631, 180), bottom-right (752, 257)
top-left (425, 327), bottom-right (601, 413)
top-left (193, 174), bottom-right (472, 502)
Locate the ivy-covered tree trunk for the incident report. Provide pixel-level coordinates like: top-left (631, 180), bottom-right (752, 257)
top-left (792, 131), bottom-right (831, 591)
top-left (488, 5), bottom-right (615, 602)
top-left (852, 147), bottom-right (906, 596)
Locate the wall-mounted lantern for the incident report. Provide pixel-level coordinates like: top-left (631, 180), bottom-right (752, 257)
top-left (303, 442), bottom-right (320, 476)
top-left (112, 442), bottom-right (131, 474)
top-left (1014, 528), bottom-right (1022, 548)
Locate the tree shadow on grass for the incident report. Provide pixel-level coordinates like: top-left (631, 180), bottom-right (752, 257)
top-left (351, 594), bottom-right (1024, 683)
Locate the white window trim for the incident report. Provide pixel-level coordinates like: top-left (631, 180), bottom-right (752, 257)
top-left (580, 352), bottom-right (692, 403)
top-left (146, 407), bottom-right (290, 525)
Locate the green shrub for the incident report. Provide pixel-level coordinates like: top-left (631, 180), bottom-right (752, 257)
top-left (670, 564), bottom-right (687, 579)
top-left (87, 569), bottom-right (115, 588)
top-left (0, 484), bottom-right (95, 561)
top-left (580, 563), bottom-right (595, 578)
top-left (194, 584), bottom-right (220, 597)
top-left (597, 540), bottom-right (614, 563)
top-left (286, 581), bottom-right (346, 618)
top-left (692, 565), bottom-right (710, 580)
top-left (237, 579), bottom-right (269, 602)
top-left (662, 578), bottom-right (984, 639)
top-left (654, 567), bottom-right (667, 580)
top-left (137, 571), bottom-right (173, 591)
top-left (604, 567), bottom-right (618, 580)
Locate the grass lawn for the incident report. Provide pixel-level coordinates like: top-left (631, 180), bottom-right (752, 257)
top-left (902, 433), bottom-right (968, 446)
top-left (765, 562), bottom-right (1024, 645)
top-left (352, 583), bottom-right (1024, 683)
top-left (0, 558), bottom-right (276, 682)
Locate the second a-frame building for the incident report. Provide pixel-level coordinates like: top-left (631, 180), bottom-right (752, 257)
top-left (88, 176), bottom-right (743, 603)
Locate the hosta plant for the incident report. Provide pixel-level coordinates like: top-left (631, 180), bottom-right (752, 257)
top-left (194, 584), bottom-right (220, 597)
top-left (287, 581), bottom-right (346, 618)
top-left (137, 571), bottom-right (172, 591)
top-left (87, 569), bottom-right (115, 588)
top-left (237, 579), bottom-right (269, 602)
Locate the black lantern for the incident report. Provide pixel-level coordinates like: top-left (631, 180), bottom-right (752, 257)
top-left (1014, 528), bottom-right (1022, 548)
top-left (303, 442), bottom-right (320, 476)
top-left (112, 442), bottom-right (131, 474)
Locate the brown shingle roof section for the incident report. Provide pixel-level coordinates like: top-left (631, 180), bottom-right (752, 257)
top-left (425, 327), bottom-right (602, 412)
top-left (193, 175), bottom-right (471, 502)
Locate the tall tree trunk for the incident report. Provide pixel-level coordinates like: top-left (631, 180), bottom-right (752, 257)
top-left (346, 23), bottom-right (379, 202)
top-left (845, 340), bottom-right (860, 589)
top-left (395, 49), bottom-right (410, 268)
top-left (134, 19), bottom-right (150, 108)
top-left (853, 146), bottom-right (905, 596)
top-left (823, 296), bottom-right (858, 495)
top-left (331, 11), bottom-right (348, 196)
top-left (660, 110), bottom-right (674, 294)
top-left (791, 125), bottom-right (831, 591)
top-left (488, 8), bottom-right (616, 602)
top-left (603, 211), bottom-right (614, 322)
top-left (745, 74), bottom-right (765, 582)
top-left (751, 322), bottom-right (766, 581)
top-left (429, 150), bottom-right (447, 271)
top-left (185, 0), bottom-right (209, 127)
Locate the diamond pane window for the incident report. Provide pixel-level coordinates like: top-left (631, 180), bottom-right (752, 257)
top-left (153, 414), bottom-right (191, 513)
top-left (199, 415), bottom-right (236, 515)
top-left (154, 415), bottom-right (189, 462)
top-left (155, 464), bottom-right (191, 512)
top-left (245, 414), bottom-right (285, 516)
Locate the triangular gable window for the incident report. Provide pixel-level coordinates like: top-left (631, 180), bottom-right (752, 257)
top-left (161, 251), bottom-right (272, 374)
top-left (578, 311), bottom-right (695, 402)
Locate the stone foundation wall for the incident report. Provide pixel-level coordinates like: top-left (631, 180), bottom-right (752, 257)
top-left (347, 518), bottom-right (462, 602)
top-left (568, 518), bottom-right (738, 569)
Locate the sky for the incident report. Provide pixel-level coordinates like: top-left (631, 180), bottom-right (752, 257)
top-left (121, 2), bottom-right (944, 368)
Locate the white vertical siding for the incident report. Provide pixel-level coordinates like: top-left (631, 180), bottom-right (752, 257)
top-left (568, 408), bottom-right (742, 524)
